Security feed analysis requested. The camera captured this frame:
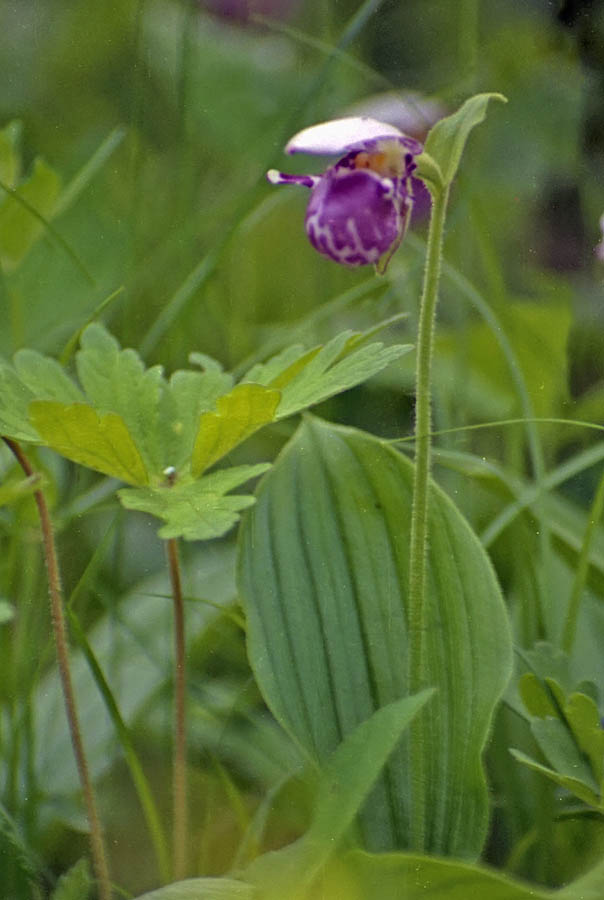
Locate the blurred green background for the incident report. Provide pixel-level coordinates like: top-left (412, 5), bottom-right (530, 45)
top-left (2, 0), bottom-right (604, 896)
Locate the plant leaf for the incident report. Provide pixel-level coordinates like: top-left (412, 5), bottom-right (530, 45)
top-left (244, 691), bottom-right (434, 899)
top-left (518, 673), bottom-right (557, 719)
top-left (0, 120), bottom-right (22, 188)
top-left (0, 361), bottom-right (40, 441)
top-left (565, 692), bottom-right (604, 784)
top-left (191, 384), bottom-right (280, 477)
top-left (0, 473), bottom-right (42, 507)
top-left (423, 92), bottom-right (507, 189)
top-left (238, 417), bottom-right (512, 858)
top-left (76, 323), bottom-right (167, 476)
top-left (531, 716), bottom-right (598, 791)
top-left (50, 858), bottom-right (90, 900)
top-left (14, 349), bottom-right (84, 403)
top-left (119, 463), bottom-right (270, 540)
top-left (559, 854), bottom-right (604, 899)
top-left (509, 748), bottom-right (601, 808)
top-left (166, 367), bottom-right (233, 470)
top-left (244, 330), bottom-right (412, 420)
top-left (133, 879), bottom-right (254, 900)
top-left (29, 401), bottom-right (149, 485)
top-left (344, 848), bottom-right (551, 900)
top-left (0, 157), bottom-right (61, 270)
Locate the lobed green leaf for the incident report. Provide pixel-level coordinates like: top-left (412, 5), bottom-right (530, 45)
top-left (119, 463), bottom-right (271, 540)
top-left (191, 383), bottom-right (281, 476)
top-left (29, 401), bottom-right (149, 485)
top-left (76, 324), bottom-right (167, 476)
top-left (244, 329), bottom-right (412, 420)
top-left (0, 362), bottom-right (40, 441)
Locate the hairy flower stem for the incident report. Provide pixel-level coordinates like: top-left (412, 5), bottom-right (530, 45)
top-left (166, 537), bottom-right (187, 880)
top-left (3, 438), bottom-right (112, 900)
top-left (407, 185), bottom-right (449, 850)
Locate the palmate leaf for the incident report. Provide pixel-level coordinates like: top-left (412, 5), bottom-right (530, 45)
top-left (14, 349), bottom-right (85, 403)
top-left (166, 363), bottom-right (234, 470)
top-left (2, 321), bottom-right (409, 521)
top-left (238, 417), bottom-right (512, 858)
top-left (29, 401), bottom-right (149, 486)
top-left (75, 324), bottom-right (235, 479)
top-left (76, 324), bottom-right (168, 476)
top-left (513, 668), bottom-right (604, 809)
top-left (243, 329), bottom-right (412, 419)
top-left (118, 463), bottom-right (270, 540)
top-left (0, 361), bottom-right (40, 441)
top-left (191, 384), bottom-right (281, 477)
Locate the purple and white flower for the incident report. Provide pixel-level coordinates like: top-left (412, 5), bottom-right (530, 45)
top-left (267, 117), bottom-right (422, 270)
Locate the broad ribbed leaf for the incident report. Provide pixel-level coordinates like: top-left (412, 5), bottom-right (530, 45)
top-left (29, 401), bottom-right (148, 485)
top-left (238, 417), bottom-right (512, 858)
top-left (344, 849), bottom-right (551, 900)
top-left (119, 463), bottom-right (270, 540)
top-left (134, 879), bottom-right (253, 900)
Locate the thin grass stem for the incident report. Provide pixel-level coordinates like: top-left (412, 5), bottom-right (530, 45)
top-left (3, 438), bottom-right (112, 900)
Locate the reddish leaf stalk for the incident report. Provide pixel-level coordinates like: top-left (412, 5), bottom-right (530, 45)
top-left (166, 536), bottom-right (187, 879)
top-left (3, 438), bottom-right (112, 900)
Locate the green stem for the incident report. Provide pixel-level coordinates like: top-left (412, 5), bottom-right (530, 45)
top-left (407, 185), bottom-right (449, 850)
top-left (166, 537), bottom-right (188, 880)
top-left (3, 438), bottom-right (112, 900)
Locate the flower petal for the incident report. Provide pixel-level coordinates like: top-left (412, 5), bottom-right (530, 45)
top-left (285, 116), bottom-right (405, 156)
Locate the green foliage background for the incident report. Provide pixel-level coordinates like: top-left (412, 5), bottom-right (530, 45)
top-left (1, 0), bottom-right (604, 897)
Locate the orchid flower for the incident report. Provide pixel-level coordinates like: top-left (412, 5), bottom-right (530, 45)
top-left (267, 117), bottom-right (422, 272)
